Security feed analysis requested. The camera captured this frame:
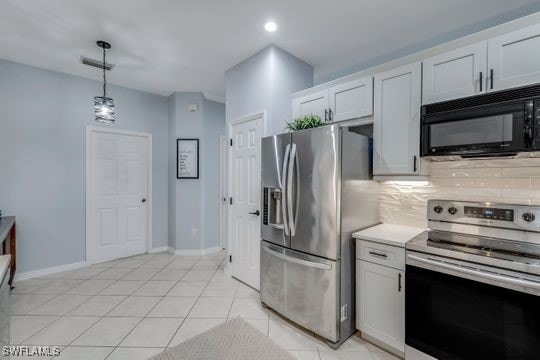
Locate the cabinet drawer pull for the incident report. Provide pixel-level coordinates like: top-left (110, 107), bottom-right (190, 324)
top-left (413, 156), bottom-right (417, 172)
top-left (490, 69), bottom-right (494, 90)
top-left (479, 71), bottom-right (483, 92)
top-left (398, 273), bottom-right (402, 292)
top-left (324, 109), bottom-right (328, 122)
top-left (368, 251), bottom-right (388, 259)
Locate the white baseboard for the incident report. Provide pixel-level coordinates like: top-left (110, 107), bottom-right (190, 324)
top-left (167, 246), bottom-right (222, 256)
top-left (149, 246), bottom-right (168, 254)
top-left (14, 261), bottom-right (88, 282)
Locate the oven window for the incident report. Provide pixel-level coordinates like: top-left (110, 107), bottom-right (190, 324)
top-left (406, 265), bottom-right (540, 360)
top-left (430, 114), bottom-right (514, 148)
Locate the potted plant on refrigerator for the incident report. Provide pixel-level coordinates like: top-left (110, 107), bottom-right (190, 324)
top-left (286, 114), bottom-right (325, 132)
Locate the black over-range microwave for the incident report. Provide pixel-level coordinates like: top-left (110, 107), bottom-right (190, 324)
top-left (421, 85), bottom-right (540, 159)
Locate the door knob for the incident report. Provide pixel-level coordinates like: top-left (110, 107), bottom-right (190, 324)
top-left (249, 210), bottom-right (260, 216)
top-left (142, 198), bottom-right (147, 203)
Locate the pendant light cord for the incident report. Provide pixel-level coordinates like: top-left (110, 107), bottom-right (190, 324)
top-left (102, 46), bottom-right (107, 98)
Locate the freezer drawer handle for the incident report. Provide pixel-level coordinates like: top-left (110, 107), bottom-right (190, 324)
top-left (262, 246), bottom-right (332, 271)
top-left (407, 254), bottom-right (540, 291)
top-left (368, 251), bottom-right (388, 259)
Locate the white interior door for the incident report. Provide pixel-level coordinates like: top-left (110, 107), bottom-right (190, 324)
top-left (219, 136), bottom-right (228, 250)
top-left (88, 128), bottom-right (150, 263)
top-left (229, 114), bottom-right (263, 290)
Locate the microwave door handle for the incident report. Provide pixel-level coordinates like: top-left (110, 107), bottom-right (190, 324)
top-left (281, 144), bottom-right (291, 236)
top-left (407, 254), bottom-right (540, 291)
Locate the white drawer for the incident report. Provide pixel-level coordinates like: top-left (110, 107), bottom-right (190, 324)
top-left (356, 239), bottom-right (405, 271)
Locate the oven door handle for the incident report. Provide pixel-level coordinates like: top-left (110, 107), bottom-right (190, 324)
top-left (407, 254), bottom-right (540, 291)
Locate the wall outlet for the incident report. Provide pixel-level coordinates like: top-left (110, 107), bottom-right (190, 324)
top-left (192, 228), bottom-right (198, 237)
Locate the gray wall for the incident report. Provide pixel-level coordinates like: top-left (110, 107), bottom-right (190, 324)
top-left (167, 93), bottom-right (225, 251)
top-left (225, 46), bottom-right (313, 136)
top-left (0, 59), bottom-right (169, 273)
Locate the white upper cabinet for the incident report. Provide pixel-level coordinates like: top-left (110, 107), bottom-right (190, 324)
top-left (328, 76), bottom-right (373, 121)
top-left (292, 77), bottom-right (373, 123)
top-left (422, 42), bottom-right (487, 104)
top-left (292, 90), bottom-right (329, 121)
top-left (488, 23), bottom-right (540, 92)
top-left (374, 62), bottom-right (422, 175)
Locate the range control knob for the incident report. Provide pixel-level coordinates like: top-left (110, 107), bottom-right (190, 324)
top-left (448, 207), bottom-right (458, 215)
top-left (434, 205), bottom-right (443, 214)
top-left (522, 213), bottom-right (536, 223)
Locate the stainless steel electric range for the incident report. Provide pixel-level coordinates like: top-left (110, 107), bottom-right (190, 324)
top-left (405, 200), bottom-right (540, 360)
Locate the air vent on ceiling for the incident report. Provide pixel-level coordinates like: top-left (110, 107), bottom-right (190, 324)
top-left (80, 56), bottom-right (115, 71)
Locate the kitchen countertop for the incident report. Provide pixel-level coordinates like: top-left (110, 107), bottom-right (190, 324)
top-left (0, 255), bottom-right (10, 281)
top-left (0, 217), bottom-right (15, 242)
top-left (353, 223), bottom-right (426, 248)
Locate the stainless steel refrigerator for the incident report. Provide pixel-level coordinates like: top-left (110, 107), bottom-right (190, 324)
top-left (260, 124), bottom-right (379, 348)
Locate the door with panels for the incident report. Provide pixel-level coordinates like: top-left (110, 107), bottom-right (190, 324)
top-left (422, 42), bottom-right (487, 104)
top-left (89, 129), bottom-right (149, 263)
top-left (229, 115), bottom-right (264, 289)
top-left (373, 62), bottom-right (422, 175)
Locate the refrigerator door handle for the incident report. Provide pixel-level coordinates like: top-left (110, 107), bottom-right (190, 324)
top-left (281, 144), bottom-right (291, 236)
top-left (262, 245), bottom-right (332, 270)
top-left (288, 143), bottom-right (297, 236)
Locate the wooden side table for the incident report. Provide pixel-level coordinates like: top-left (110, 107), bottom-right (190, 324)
top-left (0, 217), bottom-right (16, 288)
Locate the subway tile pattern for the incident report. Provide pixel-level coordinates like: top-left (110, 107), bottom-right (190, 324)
top-left (11, 252), bottom-right (399, 360)
top-left (380, 157), bottom-right (540, 228)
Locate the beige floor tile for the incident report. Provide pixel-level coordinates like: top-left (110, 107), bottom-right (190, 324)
top-left (167, 281), bottom-right (206, 297)
top-left (332, 334), bottom-right (370, 352)
top-left (54, 346), bottom-right (113, 360)
top-left (72, 317), bottom-right (141, 346)
top-left (60, 268), bottom-right (106, 279)
top-left (25, 316), bottom-right (99, 345)
top-left (90, 259), bottom-right (121, 268)
top-left (166, 259), bottom-right (198, 269)
top-left (370, 352), bottom-right (401, 360)
top-left (99, 280), bottom-right (145, 295)
top-left (236, 283), bottom-right (260, 298)
top-left (242, 318), bottom-right (269, 335)
top-left (289, 350), bottom-right (321, 360)
top-left (168, 318), bottom-right (226, 347)
top-left (140, 258), bottom-right (175, 269)
top-left (67, 295), bottom-right (126, 316)
top-left (29, 294), bottom-right (91, 315)
top-left (10, 294), bottom-right (56, 315)
top-left (10, 315), bottom-right (59, 344)
top-left (107, 296), bottom-right (161, 317)
top-left (188, 297), bottom-right (233, 318)
top-left (33, 279), bottom-right (83, 295)
top-left (228, 297), bottom-right (268, 319)
top-left (319, 351), bottom-right (373, 360)
top-left (201, 281), bottom-right (238, 297)
top-left (65, 279), bottom-right (115, 295)
top-left (91, 267), bottom-right (133, 280)
top-left (148, 297), bottom-right (197, 317)
top-left (182, 269), bottom-right (215, 282)
top-left (12, 279), bottom-right (52, 294)
top-left (134, 280), bottom-right (175, 296)
top-left (120, 317), bottom-right (183, 347)
top-left (268, 314), bottom-right (323, 351)
top-left (192, 259), bottom-right (222, 269)
top-left (121, 268), bottom-right (160, 281)
top-left (107, 347), bottom-right (164, 360)
top-left (151, 268), bottom-right (187, 281)
top-left (113, 259), bottom-right (149, 268)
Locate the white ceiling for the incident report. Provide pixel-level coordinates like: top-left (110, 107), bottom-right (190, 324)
top-left (0, 0), bottom-right (539, 101)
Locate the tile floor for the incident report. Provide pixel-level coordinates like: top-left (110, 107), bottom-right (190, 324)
top-left (10, 251), bottom-right (399, 360)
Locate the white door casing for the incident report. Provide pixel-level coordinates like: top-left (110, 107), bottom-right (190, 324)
top-left (228, 113), bottom-right (264, 290)
top-left (219, 135), bottom-right (228, 250)
top-left (86, 127), bottom-right (152, 264)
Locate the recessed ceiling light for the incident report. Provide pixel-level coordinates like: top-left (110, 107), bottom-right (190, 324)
top-left (264, 21), bottom-right (277, 32)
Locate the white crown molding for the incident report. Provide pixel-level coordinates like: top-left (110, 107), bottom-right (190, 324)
top-left (203, 91), bottom-right (225, 104)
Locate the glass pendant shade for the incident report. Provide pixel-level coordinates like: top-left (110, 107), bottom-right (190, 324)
top-left (94, 96), bottom-right (115, 123)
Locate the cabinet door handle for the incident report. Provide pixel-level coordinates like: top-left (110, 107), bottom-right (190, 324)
top-left (479, 71), bottom-right (483, 92)
top-left (324, 109), bottom-right (328, 122)
top-left (329, 108), bottom-right (333, 121)
top-left (398, 273), bottom-right (402, 292)
top-left (490, 69), bottom-right (494, 90)
top-left (368, 251), bottom-right (388, 259)
top-left (413, 156), bottom-right (418, 172)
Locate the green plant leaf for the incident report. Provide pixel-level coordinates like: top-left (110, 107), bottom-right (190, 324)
top-left (286, 114), bottom-right (324, 132)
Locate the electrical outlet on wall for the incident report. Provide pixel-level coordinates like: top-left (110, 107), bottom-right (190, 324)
top-left (192, 228), bottom-right (198, 237)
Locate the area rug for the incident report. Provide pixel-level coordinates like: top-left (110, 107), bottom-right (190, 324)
top-left (149, 317), bottom-right (296, 360)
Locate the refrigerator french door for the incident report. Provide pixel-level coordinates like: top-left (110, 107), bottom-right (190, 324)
top-left (260, 124), bottom-right (379, 347)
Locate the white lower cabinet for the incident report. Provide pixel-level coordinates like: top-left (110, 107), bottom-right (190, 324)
top-left (356, 247), bottom-right (405, 354)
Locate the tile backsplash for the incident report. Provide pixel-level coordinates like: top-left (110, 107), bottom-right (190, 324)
top-left (379, 156), bottom-right (540, 228)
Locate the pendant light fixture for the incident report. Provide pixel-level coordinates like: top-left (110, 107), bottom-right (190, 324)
top-left (94, 41), bottom-right (115, 123)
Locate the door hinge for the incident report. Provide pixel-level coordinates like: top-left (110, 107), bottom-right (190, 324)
top-left (229, 255), bottom-right (232, 263)
top-left (230, 138), bottom-right (233, 146)
top-left (229, 197), bottom-right (233, 205)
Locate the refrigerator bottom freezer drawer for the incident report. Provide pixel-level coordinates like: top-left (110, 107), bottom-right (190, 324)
top-left (260, 241), bottom-right (339, 342)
